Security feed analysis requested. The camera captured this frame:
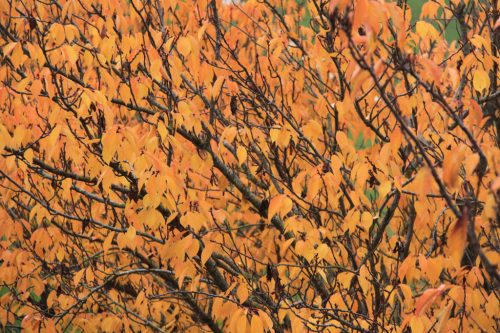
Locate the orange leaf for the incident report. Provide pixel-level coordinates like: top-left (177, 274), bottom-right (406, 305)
top-left (211, 76), bottom-right (225, 100)
top-left (125, 226), bottom-right (137, 243)
top-left (177, 37), bottom-right (192, 57)
top-left (415, 284), bottom-right (448, 316)
top-left (103, 232), bottom-right (114, 254)
top-left (50, 23), bottom-right (66, 45)
top-left (494, 17), bottom-right (500, 30)
top-left (117, 233), bottom-right (127, 249)
top-left (73, 269), bottom-right (85, 286)
top-left (3, 42), bottom-right (18, 57)
top-left (491, 176), bottom-right (500, 191)
top-left (435, 303), bottom-right (453, 333)
top-left (448, 207), bottom-right (469, 268)
top-left (251, 315), bottom-right (264, 333)
top-left (268, 195), bottom-right (293, 221)
top-left (236, 146), bottom-right (247, 166)
top-left (236, 284), bottom-right (249, 303)
top-left (201, 243), bottom-right (215, 265)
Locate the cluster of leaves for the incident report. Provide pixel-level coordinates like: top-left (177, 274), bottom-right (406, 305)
top-left (0, 0), bottom-right (499, 332)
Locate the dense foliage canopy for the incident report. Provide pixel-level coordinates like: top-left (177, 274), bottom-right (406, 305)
top-left (0, 0), bottom-right (499, 332)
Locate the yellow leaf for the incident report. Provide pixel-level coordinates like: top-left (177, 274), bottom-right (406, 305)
top-left (416, 21), bottom-right (439, 39)
top-left (473, 69), bottom-right (490, 92)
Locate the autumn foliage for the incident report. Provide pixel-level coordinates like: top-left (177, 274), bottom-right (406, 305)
top-left (0, 0), bottom-right (499, 332)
